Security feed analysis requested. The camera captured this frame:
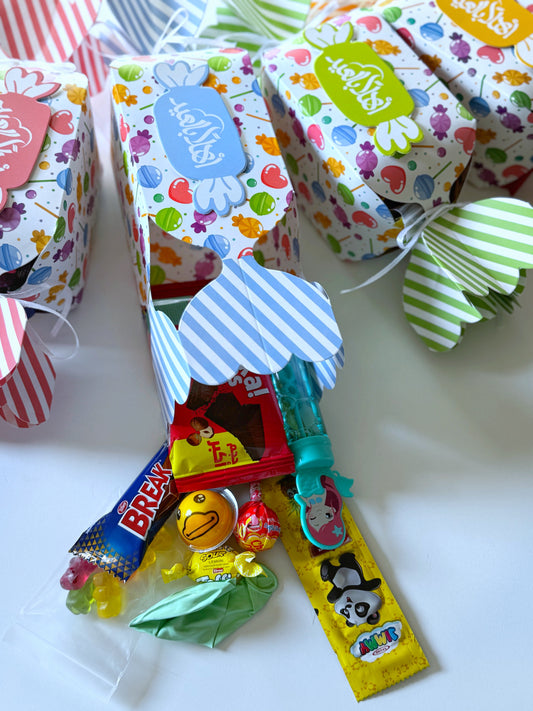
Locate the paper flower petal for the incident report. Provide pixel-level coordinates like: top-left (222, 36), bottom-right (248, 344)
top-left (179, 256), bottom-right (343, 385)
top-left (148, 301), bottom-right (191, 421)
top-left (403, 240), bottom-right (483, 351)
top-left (0, 296), bottom-right (27, 382)
top-left (422, 198), bottom-right (533, 297)
top-left (313, 344), bottom-right (345, 390)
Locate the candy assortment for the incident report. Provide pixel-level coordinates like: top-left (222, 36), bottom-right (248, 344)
top-left (61, 354), bottom-right (427, 699)
top-left (6, 0), bottom-right (533, 706)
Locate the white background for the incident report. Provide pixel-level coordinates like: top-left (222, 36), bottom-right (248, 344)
top-left (1, 114), bottom-right (532, 710)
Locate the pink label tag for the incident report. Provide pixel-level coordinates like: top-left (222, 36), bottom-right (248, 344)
top-left (0, 67), bottom-right (60, 210)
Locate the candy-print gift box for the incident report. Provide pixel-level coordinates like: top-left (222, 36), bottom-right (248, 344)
top-left (0, 59), bottom-right (98, 427)
top-left (261, 8), bottom-right (477, 261)
top-left (0, 60), bottom-right (98, 306)
top-left (110, 48), bottom-right (301, 303)
top-left (376, 0), bottom-right (533, 190)
top-left (110, 48), bottom-right (343, 422)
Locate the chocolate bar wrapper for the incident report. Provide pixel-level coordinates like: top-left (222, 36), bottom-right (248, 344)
top-left (70, 445), bottom-right (179, 581)
top-left (169, 369), bottom-right (295, 491)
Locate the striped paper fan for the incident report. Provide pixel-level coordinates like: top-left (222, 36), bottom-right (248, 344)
top-left (403, 198), bottom-right (533, 351)
top-left (0, 0), bottom-right (101, 64)
top-left (0, 315), bottom-right (56, 427)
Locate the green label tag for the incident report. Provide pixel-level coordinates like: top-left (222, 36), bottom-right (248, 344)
top-left (314, 41), bottom-right (413, 126)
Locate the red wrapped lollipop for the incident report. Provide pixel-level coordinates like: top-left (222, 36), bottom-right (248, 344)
top-left (235, 482), bottom-right (280, 552)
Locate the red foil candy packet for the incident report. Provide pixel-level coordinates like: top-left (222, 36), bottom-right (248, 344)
top-left (169, 368), bottom-right (295, 492)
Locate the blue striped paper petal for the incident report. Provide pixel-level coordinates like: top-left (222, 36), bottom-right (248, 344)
top-left (106, 0), bottom-right (208, 54)
top-left (313, 344), bottom-right (345, 390)
top-left (148, 302), bottom-right (191, 422)
top-left (179, 256), bottom-right (343, 385)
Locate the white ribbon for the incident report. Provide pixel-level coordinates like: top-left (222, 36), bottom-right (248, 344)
top-left (4, 283), bottom-right (80, 361)
top-left (340, 201), bottom-right (468, 295)
top-left (152, 7), bottom-right (234, 55)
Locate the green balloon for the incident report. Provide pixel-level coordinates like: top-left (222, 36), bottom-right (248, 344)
top-left (298, 94), bottom-right (322, 117)
top-left (118, 64), bottom-right (144, 82)
top-left (156, 207), bottom-right (183, 231)
top-left (41, 134), bottom-right (51, 152)
top-left (207, 56), bottom-right (231, 71)
top-left (123, 150), bottom-right (129, 176)
top-left (485, 147), bottom-right (507, 164)
top-left (327, 233), bottom-right (341, 254)
top-left (382, 6), bottom-right (402, 22)
top-left (286, 153), bottom-right (299, 176)
top-left (510, 90), bottom-right (531, 110)
top-left (250, 191), bottom-right (276, 216)
top-left (150, 265), bottom-right (166, 285)
top-left (254, 250), bottom-right (265, 267)
top-left (338, 183), bottom-right (354, 206)
top-left (68, 268), bottom-right (81, 288)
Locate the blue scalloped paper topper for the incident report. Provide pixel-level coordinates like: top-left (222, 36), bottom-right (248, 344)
top-left (178, 256), bottom-right (343, 386)
top-left (147, 258), bottom-right (343, 422)
top-left (153, 60), bottom-right (246, 216)
top-left (313, 344), bottom-right (345, 390)
top-left (148, 301), bottom-right (191, 421)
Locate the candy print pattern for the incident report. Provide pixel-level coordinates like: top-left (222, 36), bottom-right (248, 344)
top-left (261, 9), bottom-right (476, 261)
top-left (110, 49), bottom-right (301, 297)
top-left (379, 0), bottom-right (533, 189)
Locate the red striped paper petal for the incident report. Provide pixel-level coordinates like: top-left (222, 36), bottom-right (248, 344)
top-left (0, 297), bottom-right (27, 383)
top-left (0, 0), bottom-right (101, 63)
top-left (71, 34), bottom-right (108, 95)
top-left (0, 327), bottom-right (56, 426)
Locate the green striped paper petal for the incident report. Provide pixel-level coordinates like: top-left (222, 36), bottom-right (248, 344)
top-left (469, 272), bottom-right (526, 320)
top-left (422, 198), bottom-right (533, 297)
top-left (403, 240), bottom-right (483, 352)
top-left (404, 199), bottom-right (533, 351)
top-left (200, 0), bottom-right (311, 56)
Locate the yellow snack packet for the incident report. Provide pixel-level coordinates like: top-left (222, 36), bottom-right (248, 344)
top-left (262, 476), bottom-right (428, 701)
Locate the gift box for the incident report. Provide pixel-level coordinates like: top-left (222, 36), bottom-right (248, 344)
top-left (110, 47), bottom-right (343, 422)
top-left (376, 0), bottom-right (533, 190)
top-left (0, 59), bottom-right (98, 427)
top-left (261, 8), bottom-right (477, 262)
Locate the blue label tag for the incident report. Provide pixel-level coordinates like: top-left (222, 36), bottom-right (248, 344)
top-left (154, 85), bottom-right (246, 181)
top-left (153, 60), bottom-right (246, 216)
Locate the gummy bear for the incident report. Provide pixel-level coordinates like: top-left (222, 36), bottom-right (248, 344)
top-left (60, 556), bottom-right (97, 590)
top-left (66, 576), bottom-right (95, 615)
top-left (92, 571), bottom-right (124, 618)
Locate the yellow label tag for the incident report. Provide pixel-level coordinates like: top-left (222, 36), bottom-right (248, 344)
top-left (436, 0), bottom-right (533, 47)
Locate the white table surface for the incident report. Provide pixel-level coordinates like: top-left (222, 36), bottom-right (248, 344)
top-left (1, 116), bottom-right (532, 710)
